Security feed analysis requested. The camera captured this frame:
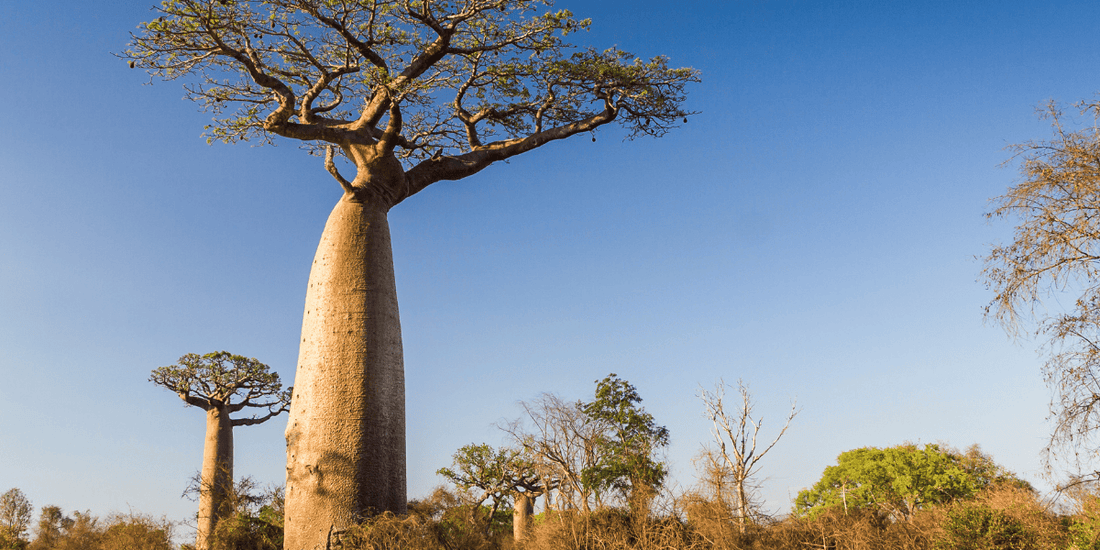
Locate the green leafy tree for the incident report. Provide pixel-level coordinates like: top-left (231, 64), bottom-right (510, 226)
top-left (122, 3), bottom-right (698, 545)
top-left (794, 444), bottom-right (1017, 522)
top-left (437, 443), bottom-right (549, 540)
top-left (580, 374), bottom-right (670, 516)
top-left (0, 489), bottom-right (32, 550)
top-left (150, 351), bottom-right (289, 550)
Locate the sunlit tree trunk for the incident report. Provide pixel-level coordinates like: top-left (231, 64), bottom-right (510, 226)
top-left (284, 194), bottom-right (406, 550)
top-left (734, 473), bottom-right (749, 533)
top-left (513, 493), bottom-right (533, 542)
top-left (197, 404), bottom-right (233, 550)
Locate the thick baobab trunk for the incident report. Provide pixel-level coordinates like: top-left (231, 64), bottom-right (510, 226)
top-left (284, 195), bottom-right (406, 550)
top-left (197, 405), bottom-right (233, 550)
top-left (513, 492), bottom-right (534, 542)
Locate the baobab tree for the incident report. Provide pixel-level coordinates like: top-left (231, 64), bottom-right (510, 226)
top-left (437, 443), bottom-right (551, 541)
top-left (150, 351), bottom-right (290, 550)
top-left (123, 2), bottom-right (698, 547)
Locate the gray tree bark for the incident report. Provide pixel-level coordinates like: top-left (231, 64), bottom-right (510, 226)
top-left (197, 404), bottom-right (233, 550)
top-left (284, 195), bottom-right (406, 550)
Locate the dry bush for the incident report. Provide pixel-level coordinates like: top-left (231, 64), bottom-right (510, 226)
top-left (99, 513), bottom-right (174, 550)
top-left (683, 494), bottom-right (739, 548)
top-left (320, 484), bottom-right (1072, 550)
top-left (517, 507), bottom-right (697, 550)
top-left (336, 513), bottom-right (443, 550)
top-left (338, 488), bottom-right (509, 550)
top-left (756, 507), bottom-right (940, 550)
top-left (937, 485), bottom-right (1066, 550)
top-left (24, 510), bottom-right (173, 550)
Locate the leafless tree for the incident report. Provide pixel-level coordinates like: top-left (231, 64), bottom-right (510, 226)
top-left (982, 100), bottom-right (1100, 480)
top-left (697, 379), bottom-right (798, 532)
top-left (502, 393), bottom-right (606, 513)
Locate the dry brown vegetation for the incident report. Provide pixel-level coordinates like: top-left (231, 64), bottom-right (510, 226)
top-left (319, 484), bottom-right (1085, 550)
top-left (9, 481), bottom-right (1100, 550)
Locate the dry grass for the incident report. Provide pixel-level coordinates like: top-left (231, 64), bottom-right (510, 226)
top-left (267, 484), bottom-right (1078, 550)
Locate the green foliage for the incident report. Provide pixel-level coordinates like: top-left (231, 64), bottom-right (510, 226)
top-left (938, 504), bottom-right (1034, 550)
top-left (794, 444), bottom-right (1009, 521)
top-left (437, 443), bottom-right (535, 503)
top-left (209, 507), bottom-right (283, 550)
top-left (1068, 494), bottom-right (1100, 550)
top-left (206, 479), bottom-right (284, 550)
top-left (150, 351), bottom-right (290, 415)
top-left (580, 374), bottom-right (670, 500)
top-left (436, 443), bottom-right (537, 535)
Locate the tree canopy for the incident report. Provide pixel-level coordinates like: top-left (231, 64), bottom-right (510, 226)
top-left (150, 351), bottom-right (290, 422)
top-left (437, 443), bottom-right (543, 511)
top-left (123, 0), bottom-right (699, 204)
top-left (793, 444), bottom-right (1021, 522)
top-left (982, 100), bottom-right (1100, 477)
top-left (579, 374), bottom-right (670, 501)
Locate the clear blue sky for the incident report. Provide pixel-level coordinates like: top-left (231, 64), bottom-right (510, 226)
top-left (1, 0), bottom-right (1095, 536)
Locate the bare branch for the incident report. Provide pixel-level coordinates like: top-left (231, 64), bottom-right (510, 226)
top-left (325, 146), bottom-right (355, 194)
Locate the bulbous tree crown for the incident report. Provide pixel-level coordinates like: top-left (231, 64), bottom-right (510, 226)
top-left (150, 351), bottom-right (291, 425)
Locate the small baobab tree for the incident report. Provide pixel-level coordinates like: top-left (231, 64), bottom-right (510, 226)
top-left (698, 379), bottom-right (797, 532)
top-left (150, 351), bottom-right (290, 550)
top-left (437, 443), bottom-right (552, 542)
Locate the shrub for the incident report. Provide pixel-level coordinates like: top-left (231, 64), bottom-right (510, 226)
top-left (939, 504), bottom-right (1032, 550)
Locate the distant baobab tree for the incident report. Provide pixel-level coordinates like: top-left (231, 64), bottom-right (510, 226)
top-left (150, 351), bottom-right (290, 550)
top-left (123, 2), bottom-right (698, 548)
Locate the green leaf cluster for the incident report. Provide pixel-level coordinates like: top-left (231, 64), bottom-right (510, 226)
top-left (793, 444), bottom-right (1003, 521)
top-left (149, 351), bottom-right (287, 408)
top-left (579, 374), bottom-right (670, 497)
top-left (937, 503), bottom-right (1036, 550)
top-left (436, 443), bottom-right (537, 503)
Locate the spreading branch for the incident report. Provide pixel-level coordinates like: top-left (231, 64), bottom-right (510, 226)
top-left (982, 100), bottom-right (1100, 476)
top-left (150, 351), bottom-right (291, 424)
top-left (122, 0), bottom-right (699, 206)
